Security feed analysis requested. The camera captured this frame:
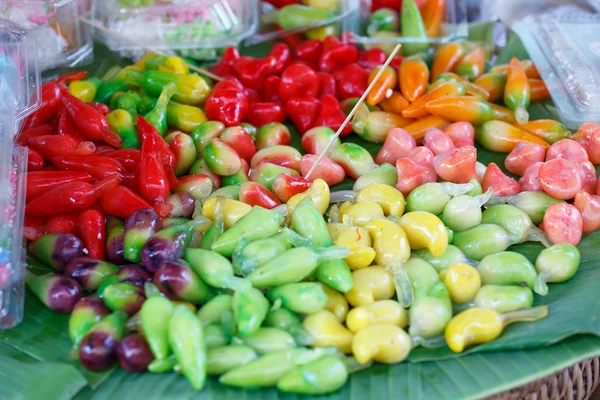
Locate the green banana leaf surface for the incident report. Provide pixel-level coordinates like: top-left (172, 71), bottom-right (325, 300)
top-left (1, 22), bottom-right (599, 400)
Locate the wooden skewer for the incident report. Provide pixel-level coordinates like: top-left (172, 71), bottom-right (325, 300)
top-left (304, 43), bottom-right (402, 180)
top-left (77, 16), bottom-right (223, 81)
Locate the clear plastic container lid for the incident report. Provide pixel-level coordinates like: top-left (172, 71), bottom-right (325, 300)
top-left (0, 19), bottom-right (40, 123)
top-left (95, 0), bottom-right (258, 60)
top-left (347, 0), bottom-right (468, 48)
top-left (584, 0), bottom-right (600, 12)
top-left (514, 7), bottom-right (600, 129)
top-left (0, 103), bottom-right (27, 330)
top-left (246, 0), bottom-right (359, 46)
top-left (1, 1), bottom-right (95, 71)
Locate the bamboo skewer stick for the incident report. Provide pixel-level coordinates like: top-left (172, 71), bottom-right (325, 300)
top-left (78, 16), bottom-right (223, 81)
top-left (304, 44), bottom-right (402, 180)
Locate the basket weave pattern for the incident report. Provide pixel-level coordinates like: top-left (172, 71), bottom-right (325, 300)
top-left (489, 357), bottom-right (600, 400)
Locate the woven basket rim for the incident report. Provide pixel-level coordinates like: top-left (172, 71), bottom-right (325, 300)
top-left (488, 356), bottom-right (600, 400)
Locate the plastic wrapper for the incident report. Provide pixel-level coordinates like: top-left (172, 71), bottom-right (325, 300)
top-left (515, 6), bottom-right (600, 129)
top-left (0, 18), bottom-right (40, 124)
top-left (246, 0), bottom-right (359, 45)
top-left (0, 0), bottom-right (94, 70)
top-left (95, 0), bottom-right (258, 61)
top-left (347, 0), bottom-right (468, 50)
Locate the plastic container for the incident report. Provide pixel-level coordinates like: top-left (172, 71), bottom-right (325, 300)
top-left (0, 19), bottom-right (33, 329)
top-left (586, 0), bottom-right (600, 12)
top-left (0, 110), bottom-right (27, 330)
top-left (0, 0), bottom-right (94, 70)
top-left (347, 0), bottom-right (468, 52)
top-left (514, 6), bottom-right (600, 129)
top-left (95, 0), bottom-right (258, 61)
top-left (0, 19), bottom-right (40, 126)
top-left (245, 0), bottom-right (360, 45)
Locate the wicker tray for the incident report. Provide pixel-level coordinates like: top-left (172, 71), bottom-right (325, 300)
top-left (490, 357), bottom-right (600, 400)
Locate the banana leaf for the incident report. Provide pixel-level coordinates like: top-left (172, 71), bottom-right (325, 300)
top-left (71, 335), bottom-right (600, 400)
top-left (0, 344), bottom-right (87, 400)
top-left (1, 22), bottom-right (599, 400)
